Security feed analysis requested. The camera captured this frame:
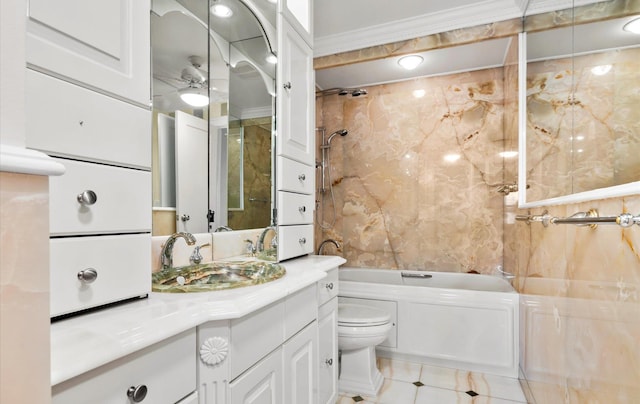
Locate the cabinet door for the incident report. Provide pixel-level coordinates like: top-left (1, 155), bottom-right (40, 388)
top-left (26, 0), bottom-right (150, 106)
top-left (276, 19), bottom-right (314, 166)
top-left (279, 0), bottom-right (313, 46)
top-left (318, 299), bottom-right (338, 404)
top-left (283, 322), bottom-right (318, 404)
top-left (229, 348), bottom-right (283, 404)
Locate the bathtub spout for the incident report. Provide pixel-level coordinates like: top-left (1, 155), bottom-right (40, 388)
top-left (317, 239), bottom-right (341, 255)
top-left (495, 265), bottom-right (515, 280)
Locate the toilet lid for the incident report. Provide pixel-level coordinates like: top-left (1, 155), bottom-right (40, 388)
top-left (338, 304), bottom-right (391, 326)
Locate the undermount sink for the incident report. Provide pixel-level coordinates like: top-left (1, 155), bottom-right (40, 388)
top-left (152, 260), bottom-right (286, 293)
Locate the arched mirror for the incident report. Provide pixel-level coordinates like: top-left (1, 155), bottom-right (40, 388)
top-left (151, 0), bottom-right (276, 235)
top-left (519, 3), bottom-right (640, 207)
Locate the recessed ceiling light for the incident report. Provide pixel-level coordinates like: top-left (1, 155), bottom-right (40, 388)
top-left (398, 55), bottom-right (423, 70)
top-left (211, 4), bottom-right (233, 18)
top-left (412, 89), bottom-right (426, 98)
top-left (267, 0), bottom-right (277, 3)
top-left (622, 17), bottom-right (640, 34)
top-left (265, 53), bottom-right (277, 64)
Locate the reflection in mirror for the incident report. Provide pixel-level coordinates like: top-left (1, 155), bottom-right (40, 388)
top-left (521, 6), bottom-right (640, 206)
top-left (151, 0), bottom-right (276, 236)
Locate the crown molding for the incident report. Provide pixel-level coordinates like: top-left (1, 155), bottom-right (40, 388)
top-left (524, 0), bottom-right (603, 16)
top-left (314, 0), bottom-right (524, 57)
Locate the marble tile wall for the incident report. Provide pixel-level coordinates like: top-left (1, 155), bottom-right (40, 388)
top-left (0, 172), bottom-right (51, 403)
top-left (316, 67), bottom-right (508, 273)
top-left (228, 117), bottom-right (272, 230)
top-left (316, 2), bottom-right (640, 400)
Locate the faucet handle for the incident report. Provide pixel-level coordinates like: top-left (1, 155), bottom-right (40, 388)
top-left (190, 243), bottom-right (211, 265)
top-left (244, 239), bottom-right (256, 257)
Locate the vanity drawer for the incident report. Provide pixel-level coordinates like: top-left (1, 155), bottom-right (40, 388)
top-left (277, 224), bottom-right (314, 260)
top-left (25, 69), bottom-right (151, 169)
top-left (284, 284), bottom-right (317, 340)
top-left (50, 233), bottom-right (150, 317)
top-left (53, 329), bottom-right (195, 404)
top-left (49, 158), bottom-right (151, 236)
top-left (276, 156), bottom-right (315, 194)
top-left (318, 268), bottom-right (339, 306)
top-left (230, 300), bottom-right (285, 380)
top-left (277, 191), bottom-right (314, 225)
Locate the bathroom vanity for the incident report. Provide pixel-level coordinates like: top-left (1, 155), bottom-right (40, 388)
top-left (50, 255), bottom-right (343, 404)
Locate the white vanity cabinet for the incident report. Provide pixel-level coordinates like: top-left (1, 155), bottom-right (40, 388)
top-left (275, 5), bottom-right (315, 261)
top-left (279, 0), bottom-right (313, 47)
top-left (52, 330), bottom-right (196, 404)
top-left (317, 268), bottom-right (339, 404)
top-left (197, 284), bottom-right (318, 404)
top-left (26, 0), bottom-right (151, 107)
top-left (276, 19), bottom-right (315, 167)
top-left (24, 0), bottom-right (152, 318)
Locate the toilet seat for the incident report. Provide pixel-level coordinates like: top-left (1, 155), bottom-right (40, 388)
top-left (338, 304), bottom-right (391, 327)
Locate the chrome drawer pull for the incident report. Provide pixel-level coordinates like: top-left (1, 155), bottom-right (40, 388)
top-left (298, 174), bottom-right (306, 181)
top-left (325, 282), bottom-right (334, 290)
top-left (77, 190), bottom-right (97, 206)
top-left (299, 237), bottom-right (306, 244)
top-left (77, 268), bottom-right (98, 284)
top-left (127, 384), bottom-right (148, 402)
top-left (299, 206), bottom-right (306, 213)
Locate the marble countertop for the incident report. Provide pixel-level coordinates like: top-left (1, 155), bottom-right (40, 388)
top-left (50, 255), bottom-right (346, 386)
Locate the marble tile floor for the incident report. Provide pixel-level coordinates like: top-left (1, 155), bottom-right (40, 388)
top-left (337, 358), bottom-right (528, 404)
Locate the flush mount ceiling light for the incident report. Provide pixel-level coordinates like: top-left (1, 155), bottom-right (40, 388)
top-left (267, 0), bottom-right (277, 4)
top-left (211, 3), bottom-right (233, 18)
top-left (179, 86), bottom-right (209, 107)
top-left (622, 17), bottom-right (640, 34)
top-left (398, 55), bottom-right (423, 70)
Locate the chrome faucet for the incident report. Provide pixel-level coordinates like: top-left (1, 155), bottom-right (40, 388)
top-left (317, 239), bottom-right (340, 255)
top-left (213, 226), bottom-right (233, 232)
top-left (161, 232), bottom-right (197, 270)
top-left (257, 226), bottom-right (277, 253)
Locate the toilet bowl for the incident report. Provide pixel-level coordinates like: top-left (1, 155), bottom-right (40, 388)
top-left (338, 304), bottom-right (392, 396)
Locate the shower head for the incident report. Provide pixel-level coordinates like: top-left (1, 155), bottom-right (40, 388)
top-left (326, 129), bottom-right (348, 145)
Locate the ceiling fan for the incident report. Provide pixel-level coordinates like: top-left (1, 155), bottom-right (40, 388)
top-left (154, 55), bottom-right (210, 107)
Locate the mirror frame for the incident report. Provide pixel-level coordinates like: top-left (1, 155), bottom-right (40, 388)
top-left (517, 31), bottom-right (640, 208)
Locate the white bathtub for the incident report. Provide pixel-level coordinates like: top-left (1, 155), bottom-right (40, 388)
top-left (338, 268), bottom-right (519, 377)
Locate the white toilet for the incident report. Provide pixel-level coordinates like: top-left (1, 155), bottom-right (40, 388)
top-left (337, 303), bottom-right (392, 396)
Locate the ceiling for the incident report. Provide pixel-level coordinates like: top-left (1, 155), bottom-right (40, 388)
top-left (313, 0), bottom-right (633, 91)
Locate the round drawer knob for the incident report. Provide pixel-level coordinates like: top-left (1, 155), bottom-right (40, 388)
top-left (325, 282), bottom-right (334, 290)
top-left (325, 358), bottom-right (333, 366)
top-left (299, 237), bottom-right (306, 244)
top-left (126, 384), bottom-right (148, 402)
top-left (200, 337), bottom-right (229, 366)
top-left (299, 206), bottom-right (306, 213)
top-left (283, 82), bottom-right (292, 90)
top-left (77, 268), bottom-right (98, 284)
top-left (298, 174), bottom-right (306, 181)
top-left (77, 190), bottom-right (97, 206)
top-left (181, 214), bottom-right (190, 222)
